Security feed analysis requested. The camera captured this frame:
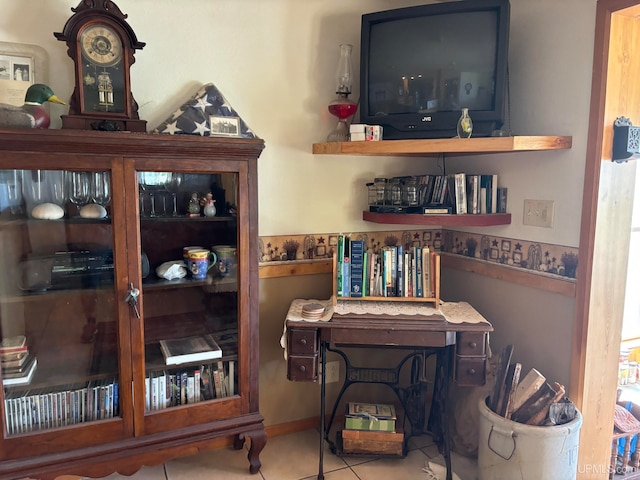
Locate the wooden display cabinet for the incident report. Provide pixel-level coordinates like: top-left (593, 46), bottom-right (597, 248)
top-left (0, 129), bottom-right (265, 479)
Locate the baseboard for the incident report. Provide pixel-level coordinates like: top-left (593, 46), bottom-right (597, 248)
top-left (266, 417), bottom-right (321, 437)
top-left (203, 416), bottom-right (321, 451)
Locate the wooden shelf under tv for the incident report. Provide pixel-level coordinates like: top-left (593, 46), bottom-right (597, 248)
top-left (312, 135), bottom-right (572, 156)
top-left (313, 135), bottom-right (569, 228)
top-left (363, 211), bottom-right (512, 227)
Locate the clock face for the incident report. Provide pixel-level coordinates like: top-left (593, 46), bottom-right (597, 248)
top-left (80, 24), bottom-right (123, 67)
top-left (79, 23), bottom-right (126, 114)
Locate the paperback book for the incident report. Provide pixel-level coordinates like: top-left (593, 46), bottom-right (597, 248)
top-left (159, 334), bottom-right (222, 365)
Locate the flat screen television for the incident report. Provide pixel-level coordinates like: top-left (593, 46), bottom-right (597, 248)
top-left (360, 0), bottom-right (510, 140)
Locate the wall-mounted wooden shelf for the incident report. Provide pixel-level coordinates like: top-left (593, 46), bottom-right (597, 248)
top-left (312, 135), bottom-right (572, 156)
top-left (363, 211), bottom-right (512, 226)
top-left (313, 135), bottom-right (570, 228)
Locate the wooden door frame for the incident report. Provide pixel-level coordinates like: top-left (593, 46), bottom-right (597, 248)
top-left (572, 0), bottom-right (640, 477)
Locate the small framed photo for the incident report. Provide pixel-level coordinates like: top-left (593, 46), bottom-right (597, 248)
top-left (328, 236), bottom-right (338, 247)
top-left (209, 115), bottom-right (241, 137)
top-left (433, 239), bottom-right (442, 250)
top-left (0, 41), bottom-right (48, 106)
top-left (490, 248), bottom-right (499, 260)
top-left (501, 240), bottom-right (511, 252)
top-left (422, 231), bottom-right (432, 241)
top-left (513, 252), bottom-right (522, 264)
top-left (316, 245), bottom-right (326, 256)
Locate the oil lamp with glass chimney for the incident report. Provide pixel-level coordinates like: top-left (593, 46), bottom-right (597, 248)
top-left (326, 44), bottom-right (358, 142)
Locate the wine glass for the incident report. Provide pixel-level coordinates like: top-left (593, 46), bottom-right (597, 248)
top-left (48, 170), bottom-right (67, 208)
top-left (91, 171), bottom-right (111, 207)
top-left (166, 173), bottom-right (184, 217)
top-left (6, 169), bottom-right (24, 215)
top-left (139, 172), bottom-right (171, 217)
top-left (138, 172), bottom-right (149, 216)
top-left (68, 171), bottom-right (91, 215)
top-left (22, 170), bottom-right (67, 217)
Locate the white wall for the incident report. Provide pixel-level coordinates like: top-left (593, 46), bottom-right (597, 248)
top-left (0, 0), bottom-right (595, 243)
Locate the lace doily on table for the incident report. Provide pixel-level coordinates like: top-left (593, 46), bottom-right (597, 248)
top-left (334, 299), bottom-right (440, 317)
top-left (439, 301), bottom-right (490, 324)
top-left (334, 300), bottom-right (489, 325)
top-left (281, 298), bottom-right (334, 360)
top-left (286, 298), bottom-right (334, 323)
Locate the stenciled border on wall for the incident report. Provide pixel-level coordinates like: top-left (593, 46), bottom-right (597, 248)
top-left (259, 229), bottom-right (579, 281)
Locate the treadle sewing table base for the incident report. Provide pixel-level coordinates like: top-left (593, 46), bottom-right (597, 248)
top-left (285, 302), bottom-right (493, 480)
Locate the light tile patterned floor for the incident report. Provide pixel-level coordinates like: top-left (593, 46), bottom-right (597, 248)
top-left (76, 429), bottom-right (478, 480)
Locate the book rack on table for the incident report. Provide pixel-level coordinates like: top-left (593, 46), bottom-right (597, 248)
top-left (332, 250), bottom-right (440, 308)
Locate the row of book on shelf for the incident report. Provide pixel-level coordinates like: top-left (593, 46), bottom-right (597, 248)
top-left (416, 173), bottom-right (507, 215)
top-left (368, 173), bottom-right (507, 215)
top-left (4, 378), bottom-right (119, 435)
top-left (453, 173), bottom-right (507, 215)
top-left (1, 335), bottom-right (37, 387)
top-left (145, 359), bottom-right (235, 412)
top-left (148, 329), bottom-right (238, 410)
top-left (336, 234), bottom-right (437, 299)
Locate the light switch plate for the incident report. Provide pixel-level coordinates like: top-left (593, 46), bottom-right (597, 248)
top-left (523, 199), bottom-right (554, 228)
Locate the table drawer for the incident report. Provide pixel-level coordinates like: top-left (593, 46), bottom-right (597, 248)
top-left (289, 328), bottom-right (318, 355)
top-left (288, 355), bottom-right (317, 382)
top-left (456, 332), bottom-right (486, 356)
top-left (455, 357), bottom-right (486, 386)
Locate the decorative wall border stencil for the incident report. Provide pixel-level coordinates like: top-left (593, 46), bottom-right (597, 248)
top-left (259, 229), bottom-right (579, 281)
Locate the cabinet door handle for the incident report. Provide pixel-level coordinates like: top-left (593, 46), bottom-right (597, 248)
top-left (299, 365), bottom-right (306, 372)
top-left (300, 338), bottom-right (307, 346)
top-left (468, 368), bottom-right (476, 375)
top-left (469, 342), bottom-right (477, 349)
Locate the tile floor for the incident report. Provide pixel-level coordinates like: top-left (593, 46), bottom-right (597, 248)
top-left (82, 428), bottom-right (479, 480)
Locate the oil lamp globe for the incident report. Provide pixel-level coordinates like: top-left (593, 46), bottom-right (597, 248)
top-left (326, 44), bottom-right (358, 142)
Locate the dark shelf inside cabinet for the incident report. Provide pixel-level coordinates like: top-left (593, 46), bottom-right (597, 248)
top-left (362, 210), bottom-right (511, 226)
top-left (142, 275), bottom-right (213, 290)
top-left (139, 215), bottom-right (236, 223)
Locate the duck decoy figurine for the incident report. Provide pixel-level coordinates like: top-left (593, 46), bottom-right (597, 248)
top-left (0, 83), bottom-right (65, 129)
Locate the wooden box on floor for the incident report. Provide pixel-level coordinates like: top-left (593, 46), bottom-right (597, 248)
top-left (341, 428), bottom-right (404, 456)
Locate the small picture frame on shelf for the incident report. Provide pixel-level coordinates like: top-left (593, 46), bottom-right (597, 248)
top-left (490, 248), bottom-right (499, 260)
top-left (210, 115), bottom-right (241, 137)
top-left (328, 236), bottom-right (338, 246)
top-left (0, 41), bottom-right (48, 106)
top-left (501, 240), bottom-right (511, 252)
top-left (422, 232), bottom-right (432, 241)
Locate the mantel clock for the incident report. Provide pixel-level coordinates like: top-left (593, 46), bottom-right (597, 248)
top-left (55, 0), bottom-right (146, 131)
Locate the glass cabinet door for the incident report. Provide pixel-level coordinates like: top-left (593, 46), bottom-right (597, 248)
top-left (0, 168), bottom-right (120, 435)
top-left (137, 171), bottom-right (239, 414)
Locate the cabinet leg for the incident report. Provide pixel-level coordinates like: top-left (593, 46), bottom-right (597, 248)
top-left (234, 428), bottom-right (267, 474)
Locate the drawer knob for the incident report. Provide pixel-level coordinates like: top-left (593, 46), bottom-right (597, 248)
top-left (299, 365), bottom-right (306, 372)
top-left (468, 368), bottom-right (476, 375)
top-left (469, 342), bottom-right (477, 348)
top-left (300, 338), bottom-right (307, 346)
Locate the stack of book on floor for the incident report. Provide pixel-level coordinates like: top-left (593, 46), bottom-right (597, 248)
top-left (1, 335), bottom-right (37, 387)
top-left (341, 402), bottom-right (403, 456)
